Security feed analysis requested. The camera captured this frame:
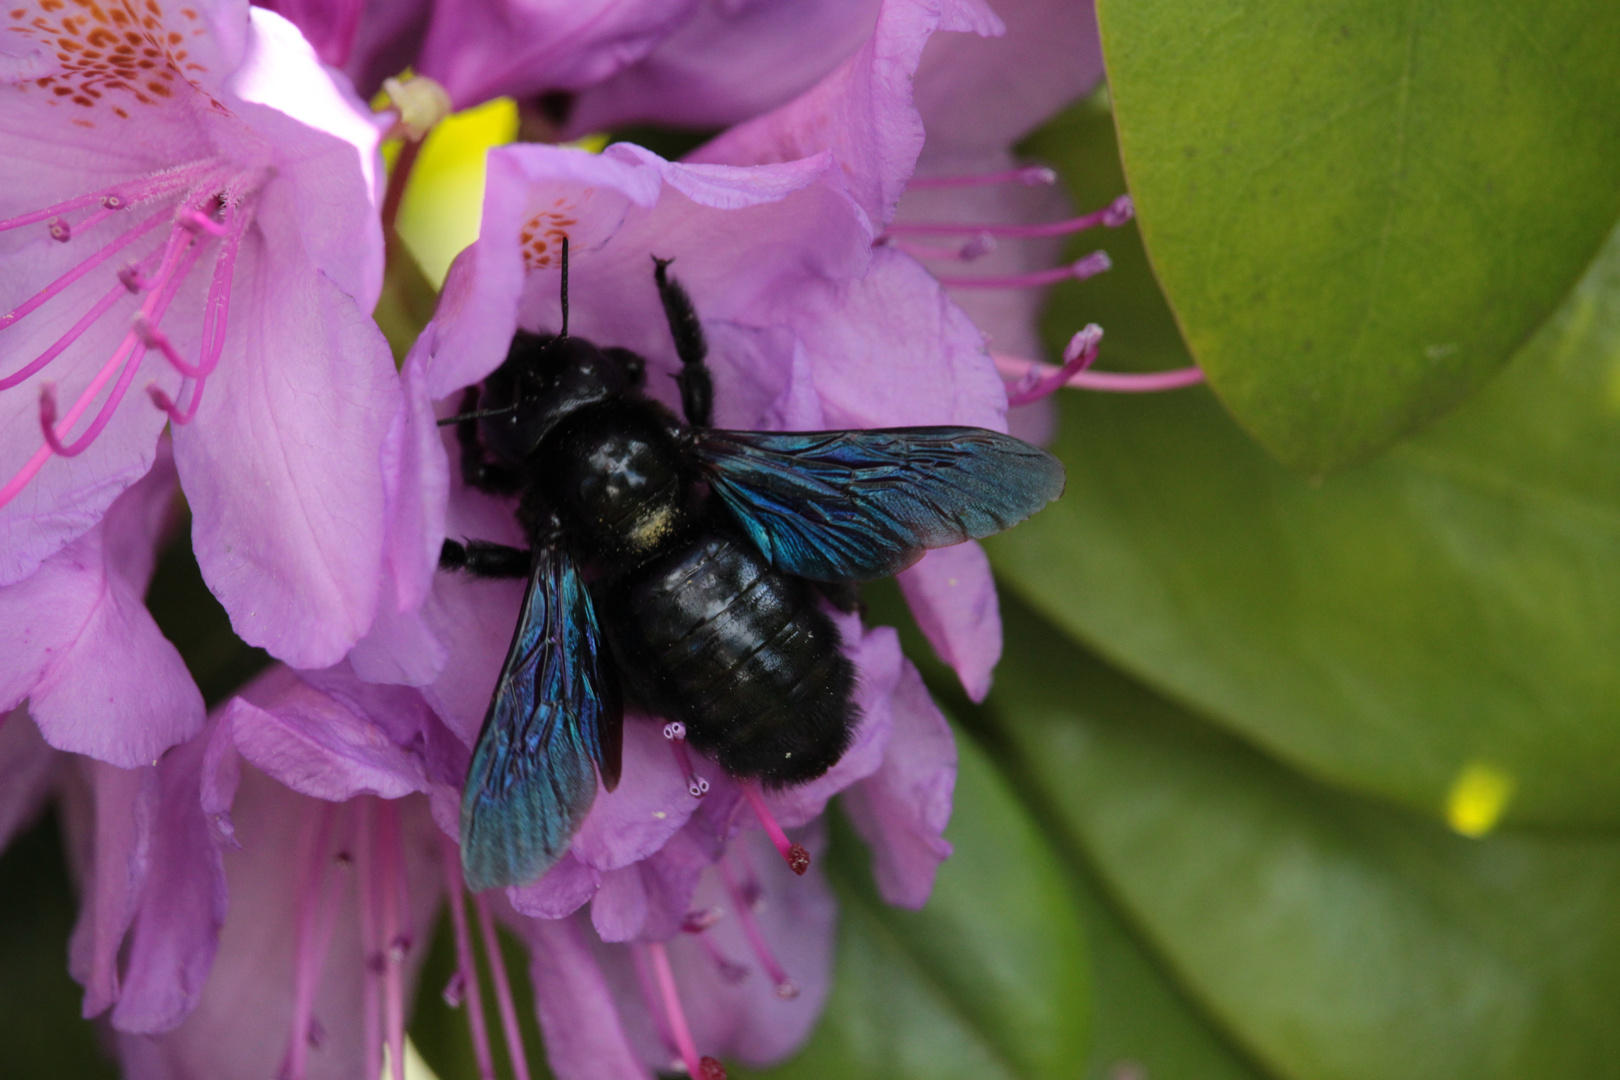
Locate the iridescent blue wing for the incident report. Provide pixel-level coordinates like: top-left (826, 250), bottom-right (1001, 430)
top-left (460, 544), bottom-right (622, 892)
top-left (693, 426), bottom-right (1065, 582)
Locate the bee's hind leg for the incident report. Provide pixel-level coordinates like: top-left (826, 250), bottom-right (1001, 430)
top-left (439, 539), bottom-right (532, 579)
top-left (652, 256), bottom-right (713, 427)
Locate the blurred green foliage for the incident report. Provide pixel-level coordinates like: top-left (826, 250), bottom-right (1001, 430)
top-left (1099, 0), bottom-right (1620, 471)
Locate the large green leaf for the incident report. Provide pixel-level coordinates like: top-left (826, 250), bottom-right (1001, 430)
top-left (743, 727), bottom-right (1089, 1080)
top-left (1097, 0), bottom-right (1620, 471)
top-left (999, 102), bottom-right (1620, 826)
top-left (987, 597), bottom-right (1620, 1080)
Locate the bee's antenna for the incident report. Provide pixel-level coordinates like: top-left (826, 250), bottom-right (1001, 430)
top-left (559, 235), bottom-right (569, 339)
top-left (436, 402), bottom-right (520, 427)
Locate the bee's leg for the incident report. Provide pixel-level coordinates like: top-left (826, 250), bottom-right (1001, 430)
top-left (454, 386), bottom-right (525, 495)
top-left (439, 539), bottom-right (532, 579)
top-left (652, 256), bottom-right (713, 427)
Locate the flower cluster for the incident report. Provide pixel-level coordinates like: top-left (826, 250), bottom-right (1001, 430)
top-left (0, 0), bottom-right (1176, 1076)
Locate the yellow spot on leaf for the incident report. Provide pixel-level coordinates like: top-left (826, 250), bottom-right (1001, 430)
top-left (1445, 761), bottom-right (1516, 838)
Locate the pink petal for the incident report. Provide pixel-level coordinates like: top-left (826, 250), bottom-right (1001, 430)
top-left (690, 0), bottom-right (1003, 226)
top-left (521, 913), bottom-right (651, 1080)
top-left (0, 446), bottom-right (206, 767)
top-left (509, 851), bottom-right (603, 920)
top-left (172, 219), bottom-right (399, 670)
top-left (841, 658), bottom-right (955, 908)
top-left (65, 758), bottom-right (156, 1019)
top-left (897, 541), bottom-right (1000, 701)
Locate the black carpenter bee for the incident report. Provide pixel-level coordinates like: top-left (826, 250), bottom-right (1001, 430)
top-left (440, 241), bottom-right (1065, 891)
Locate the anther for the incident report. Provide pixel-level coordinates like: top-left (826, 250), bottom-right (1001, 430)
top-left (118, 264), bottom-right (148, 293)
top-left (665, 722), bottom-right (710, 798)
top-left (442, 971), bottom-right (467, 1008)
top-left (1006, 325), bottom-right (1102, 407)
top-left (49, 217), bottom-right (71, 242)
top-left (741, 783), bottom-right (810, 875)
top-left (682, 907), bottom-right (723, 933)
top-left (102, 194), bottom-right (126, 210)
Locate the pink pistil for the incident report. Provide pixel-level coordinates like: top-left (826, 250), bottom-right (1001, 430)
top-left (648, 942), bottom-right (727, 1080)
top-left (886, 194), bottom-right (1135, 239)
top-left (440, 836), bottom-right (497, 1080)
top-left (282, 804), bottom-right (339, 1080)
top-left (994, 352), bottom-right (1206, 394)
top-left (741, 782), bottom-right (809, 876)
top-left (908, 164), bottom-right (1057, 189)
top-left (473, 892), bottom-right (532, 1080)
top-left (664, 722), bottom-right (711, 798)
top-left (718, 858), bottom-right (798, 999)
top-left (937, 250), bottom-right (1111, 289)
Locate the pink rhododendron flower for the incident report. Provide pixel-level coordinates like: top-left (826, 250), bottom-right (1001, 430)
top-left (0, 438), bottom-right (205, 766)
top-left (0, 0), bottom-right (399, 669)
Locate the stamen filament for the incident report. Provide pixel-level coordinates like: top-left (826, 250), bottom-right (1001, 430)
top-left (440, 837), bottom-right (497, 1080)
top-left (892, 235), bottom-right (996, 262)
top-left (32, 231), bottom-right (204, 458)
top-left (356, 800), bottom-right (383, 1080)
top-left (0, 280), bottom-right (128, 392)
top-left (717, 859), bottom-right (797, 999)
top-left (1006, 326), bottom-right (1101, 407)
top-left (907, 165), bottom-right (1056, 189)
top-left (282, 804), bottom-right (338, 1080)
top-left (993, 353), bottom-right (1206, 394)
top-left (0, 164), bottom-right (206, 233)
top-left (886, 195), bottom-right (1134, 239)
top-left (376, 801), bottom-right (408, 1080)
top-left (694, 932), bottom-right (749, 985)
top-left (647, 942), bottom-right (727, 1080)
top-left (664, 722), bottom-right (711, 798)
top-left (741, 783), bottom-right (809, 876)
top-left (937, 251), bottom-right (1111, 289)
top-left (0, 211), bottom-right (166, 330)
top-left (473, 892), bottom-right (532, 1080)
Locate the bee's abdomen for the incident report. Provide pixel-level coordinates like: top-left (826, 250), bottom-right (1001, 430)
top-left (602, 532), bottom-right (856, 785)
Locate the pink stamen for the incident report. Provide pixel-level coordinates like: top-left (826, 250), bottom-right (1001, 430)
top-left (886, 194), bottom-right (1135, 239)
top-left (741, 783), bottom-right (809, 876)
top-left (892, 234), bottom-right (998, 262)
top-left (177, 205), bottom-right (229, 237)
top-left (376, 801), bottom-right (408, 1080)
top-left (356, 800), bottom-right (383, 1080)
top-left (0, 210), bottom-right (166, 330)
top-left (718, 859), bottom-right (798, 999)
top-left (440, 836), bottom-right (497, 1080)
top-left (908, 164), bottom-right (1057, 189)
top-left (0, 281), bottom-right (127, 392)
top-left (682, 907), bottom-right (723, 933)
top-left (282, 804), bottom-right (338, 1080)
top-left (647, 942), bottom-right (727, 1080)
top-left (0, 164), bottom-right (206, 233)
top-left (664, 722), bottom-right (711, 798)
top-left (1006, 326), bottom-right (1102, 407)
top-left (29, 229), bottom-right (203, 459)
top-left (473, 892), bottom-right (532, 1080)
top-left (937, 250), bottom-right (1112, 289)
top-left (993, 351), bottom-right (1206, 394)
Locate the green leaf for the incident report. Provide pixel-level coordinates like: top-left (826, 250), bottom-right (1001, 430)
top-left (1097, 0), bottom-right (1620, 471)
top-left (743, 727), bottom-right (1089, 1080)
top-left (987, 596), bottom-right (1620, 1080)
top-left (1000, 103), bottom-right (1620, 826)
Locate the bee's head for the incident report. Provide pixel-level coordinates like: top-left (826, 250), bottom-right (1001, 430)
top-left (478, 330), bottom-right (629, 462)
